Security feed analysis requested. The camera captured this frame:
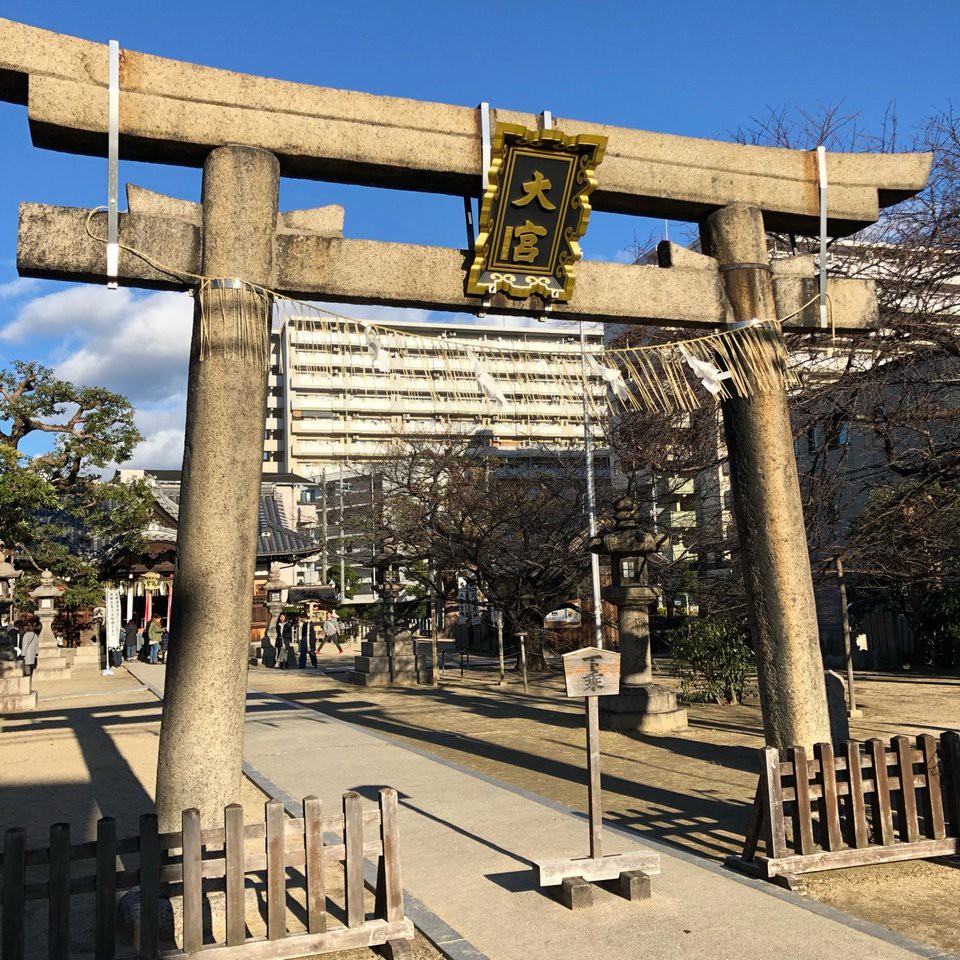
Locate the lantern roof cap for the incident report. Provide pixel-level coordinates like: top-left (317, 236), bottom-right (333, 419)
top-left (30, 568), bottom-right (62, 599)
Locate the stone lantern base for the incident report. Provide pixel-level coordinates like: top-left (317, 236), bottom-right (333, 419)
top-left (599, 682), bottom-right (687, 734)
top-left (0, 660), bottom-right (37, 711)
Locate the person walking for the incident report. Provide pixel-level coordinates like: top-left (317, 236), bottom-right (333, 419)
top-left (298, 617), bottom-right (319, 669)
top-left (276, 614), bottom-right (293, 669)
top-left (123, 618), bottom-right (138, 661)
top-left (146, 614), bottom-right (163, 664)
top-left (319, 611), bottom-right (344, 654)
top-left (159, 628), bottom-right (170, 664)
top-left (21, 620), bottom-right (39, 677)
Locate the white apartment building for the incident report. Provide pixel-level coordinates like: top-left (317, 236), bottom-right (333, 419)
top-left (263, 317), bottom-right (606, 475)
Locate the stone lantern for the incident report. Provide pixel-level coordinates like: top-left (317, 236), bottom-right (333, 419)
top-left (30, 568), bottom-right (71, 681)
top-left (0, 553), bottom-right (22, 626)
top-left (258, 562), bottom-right (290, 664)
top-left (346, 541), bottom-right (420, 686)
top-left (589, 497), bottom-right (686, 733)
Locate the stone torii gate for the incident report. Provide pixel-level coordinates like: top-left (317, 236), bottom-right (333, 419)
top-left (0, 19), bottom-right (930, 829)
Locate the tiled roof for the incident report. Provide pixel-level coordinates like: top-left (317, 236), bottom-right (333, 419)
top-left (257, 496), bottom-right (320, 559)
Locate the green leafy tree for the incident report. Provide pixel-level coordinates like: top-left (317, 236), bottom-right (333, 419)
top-left (668, 617), bottom-right (755, 705)
top-left (0, 360), bottom-right (150, 606)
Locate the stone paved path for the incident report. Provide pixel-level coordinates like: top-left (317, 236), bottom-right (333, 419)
top-left (237, 686), bottom-right (951, 960)
top-left (127, 663), bottom-right (954, 959)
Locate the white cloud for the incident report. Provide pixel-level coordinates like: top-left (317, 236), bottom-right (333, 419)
top-left (3, 284), bottom-right (194, 470)
top-left (0, 278), bottom-right (43, 301)
top-left (125, 425), bottom-right (185, 470)
top-left (54, 291), bottom-right (193, 403)
top-left (1, 285), bottom-right (136, 341)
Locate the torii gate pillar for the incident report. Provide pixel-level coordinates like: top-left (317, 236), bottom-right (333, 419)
top-left (155, 146), bottom-right (279, 830)
top-left (701, 204), bottom-right (831, 751)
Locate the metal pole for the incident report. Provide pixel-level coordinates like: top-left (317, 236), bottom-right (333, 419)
top-left (106, 39), bottom-right (119, 290)
top-left (339, 465), bottom-right (346, 599)
top-left (429, 558), bottom-right (439, 687)
top-left (579, 322), bottom-right (604, 649)
top-left (835, 556), bottom-right (860, 717)
top-left (320, 468), bottom-right (328, 581)
top-left (586, 695), bottom-right (603, 859)
top-left (496, 608), bottom-right (505, 686)
top-left (518, 632), bottom-right (528, 694)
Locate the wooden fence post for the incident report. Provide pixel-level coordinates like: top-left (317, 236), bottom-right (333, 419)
top-left (918, 734), bottom-right (946, 840)
top-left (893, 735), bottom-right (920, 843)
top-left (941, 731), bottom-right (960, 836)
top-left (303, 796), bottom-right (326, 935)
top-left (378, 788), bottom-right (403, 924)
top-left (758, 746), bottom-right (786, 859)
top-left (265, 800), bottom-right (286, 941)
top-left (138, 814), bottom-right (160, 960)
top-left (2, 827), bottom-right (26, 960)
top-left (181, 809), bottom-right (202, 955)
top-left (48, 822), bottom-right (71, 960)
top-left (842, 740), bottom-right (869, 849)
top-left (868, 738), bottom-right (895, 845)
top-left (343, 792), bottom-right (364, 929)
top-left (95, 818), bottom-right (117, 960)
top-left (814, 743), bottom-right (842, 851)
top-left (224, 803), bottom-right (246, 947)
top-left (789, 746), bottom-right (815, 855)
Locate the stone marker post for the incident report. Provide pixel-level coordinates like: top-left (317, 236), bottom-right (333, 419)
top-left (700, 204), bottom-right (830, 752)
top-left (155, 146), bottom-right (279, 830)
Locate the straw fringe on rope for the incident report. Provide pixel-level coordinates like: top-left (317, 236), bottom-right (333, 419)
top-left (85, 207), bottom-right (795, 417)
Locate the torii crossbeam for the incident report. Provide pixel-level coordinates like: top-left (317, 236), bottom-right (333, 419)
top-left (0, 18), bottom-right (930, 829)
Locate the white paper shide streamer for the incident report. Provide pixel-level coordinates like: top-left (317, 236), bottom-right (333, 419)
top-left (467, 348), bottom-right (508, 408)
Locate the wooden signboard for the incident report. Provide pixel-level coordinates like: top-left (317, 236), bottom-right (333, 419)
top-left (536, 646), bottom-right (658, 908)
top-left (562, 646), bottom-right (620, 698)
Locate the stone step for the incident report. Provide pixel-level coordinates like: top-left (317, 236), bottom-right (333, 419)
top-left (0, 691), bottom-right (37, 712)
top-left (343, 670), bottom-right (421, 687)
top-left (69, 645), bottom-right (101, 662)
top-left (0, 675), bottom-right (33, 696)
top-left (352, 655), bottom-right (419, 674)
top-left (360, 640), bottom-right (418, 658)
top-left (32, 662), bottom-right (72, 681)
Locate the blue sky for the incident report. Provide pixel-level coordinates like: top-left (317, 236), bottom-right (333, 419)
top-left (0, 0), bottom-right (956, 466)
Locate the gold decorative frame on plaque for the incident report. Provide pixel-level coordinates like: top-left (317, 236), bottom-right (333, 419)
top-left (466, 122), bottom-right (607, 303)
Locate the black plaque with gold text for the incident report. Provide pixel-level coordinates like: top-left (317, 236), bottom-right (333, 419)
top-left (467, 123), bottom-right (607, 303)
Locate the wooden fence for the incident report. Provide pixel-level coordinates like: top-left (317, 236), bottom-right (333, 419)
top-left (1, 788), bottom-right (414, 960)
top-left (730, 732), bottom-right (960, 890)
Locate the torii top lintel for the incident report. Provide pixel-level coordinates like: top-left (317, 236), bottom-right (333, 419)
top-left (0, 18), bottom-right (930, 237)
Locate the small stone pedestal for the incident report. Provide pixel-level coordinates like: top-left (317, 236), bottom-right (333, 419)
top-left (590, 498), bottom-right (687, 735)
top-left (0, 660), bottom-right (37, 712)
top-left (346, 627), bottom-right (423, 686)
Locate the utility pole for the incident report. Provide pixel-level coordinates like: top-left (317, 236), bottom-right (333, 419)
top-left (320, 467), bottom-right (328, 582)
top-left (339, 465), bottom-right (346, 600)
